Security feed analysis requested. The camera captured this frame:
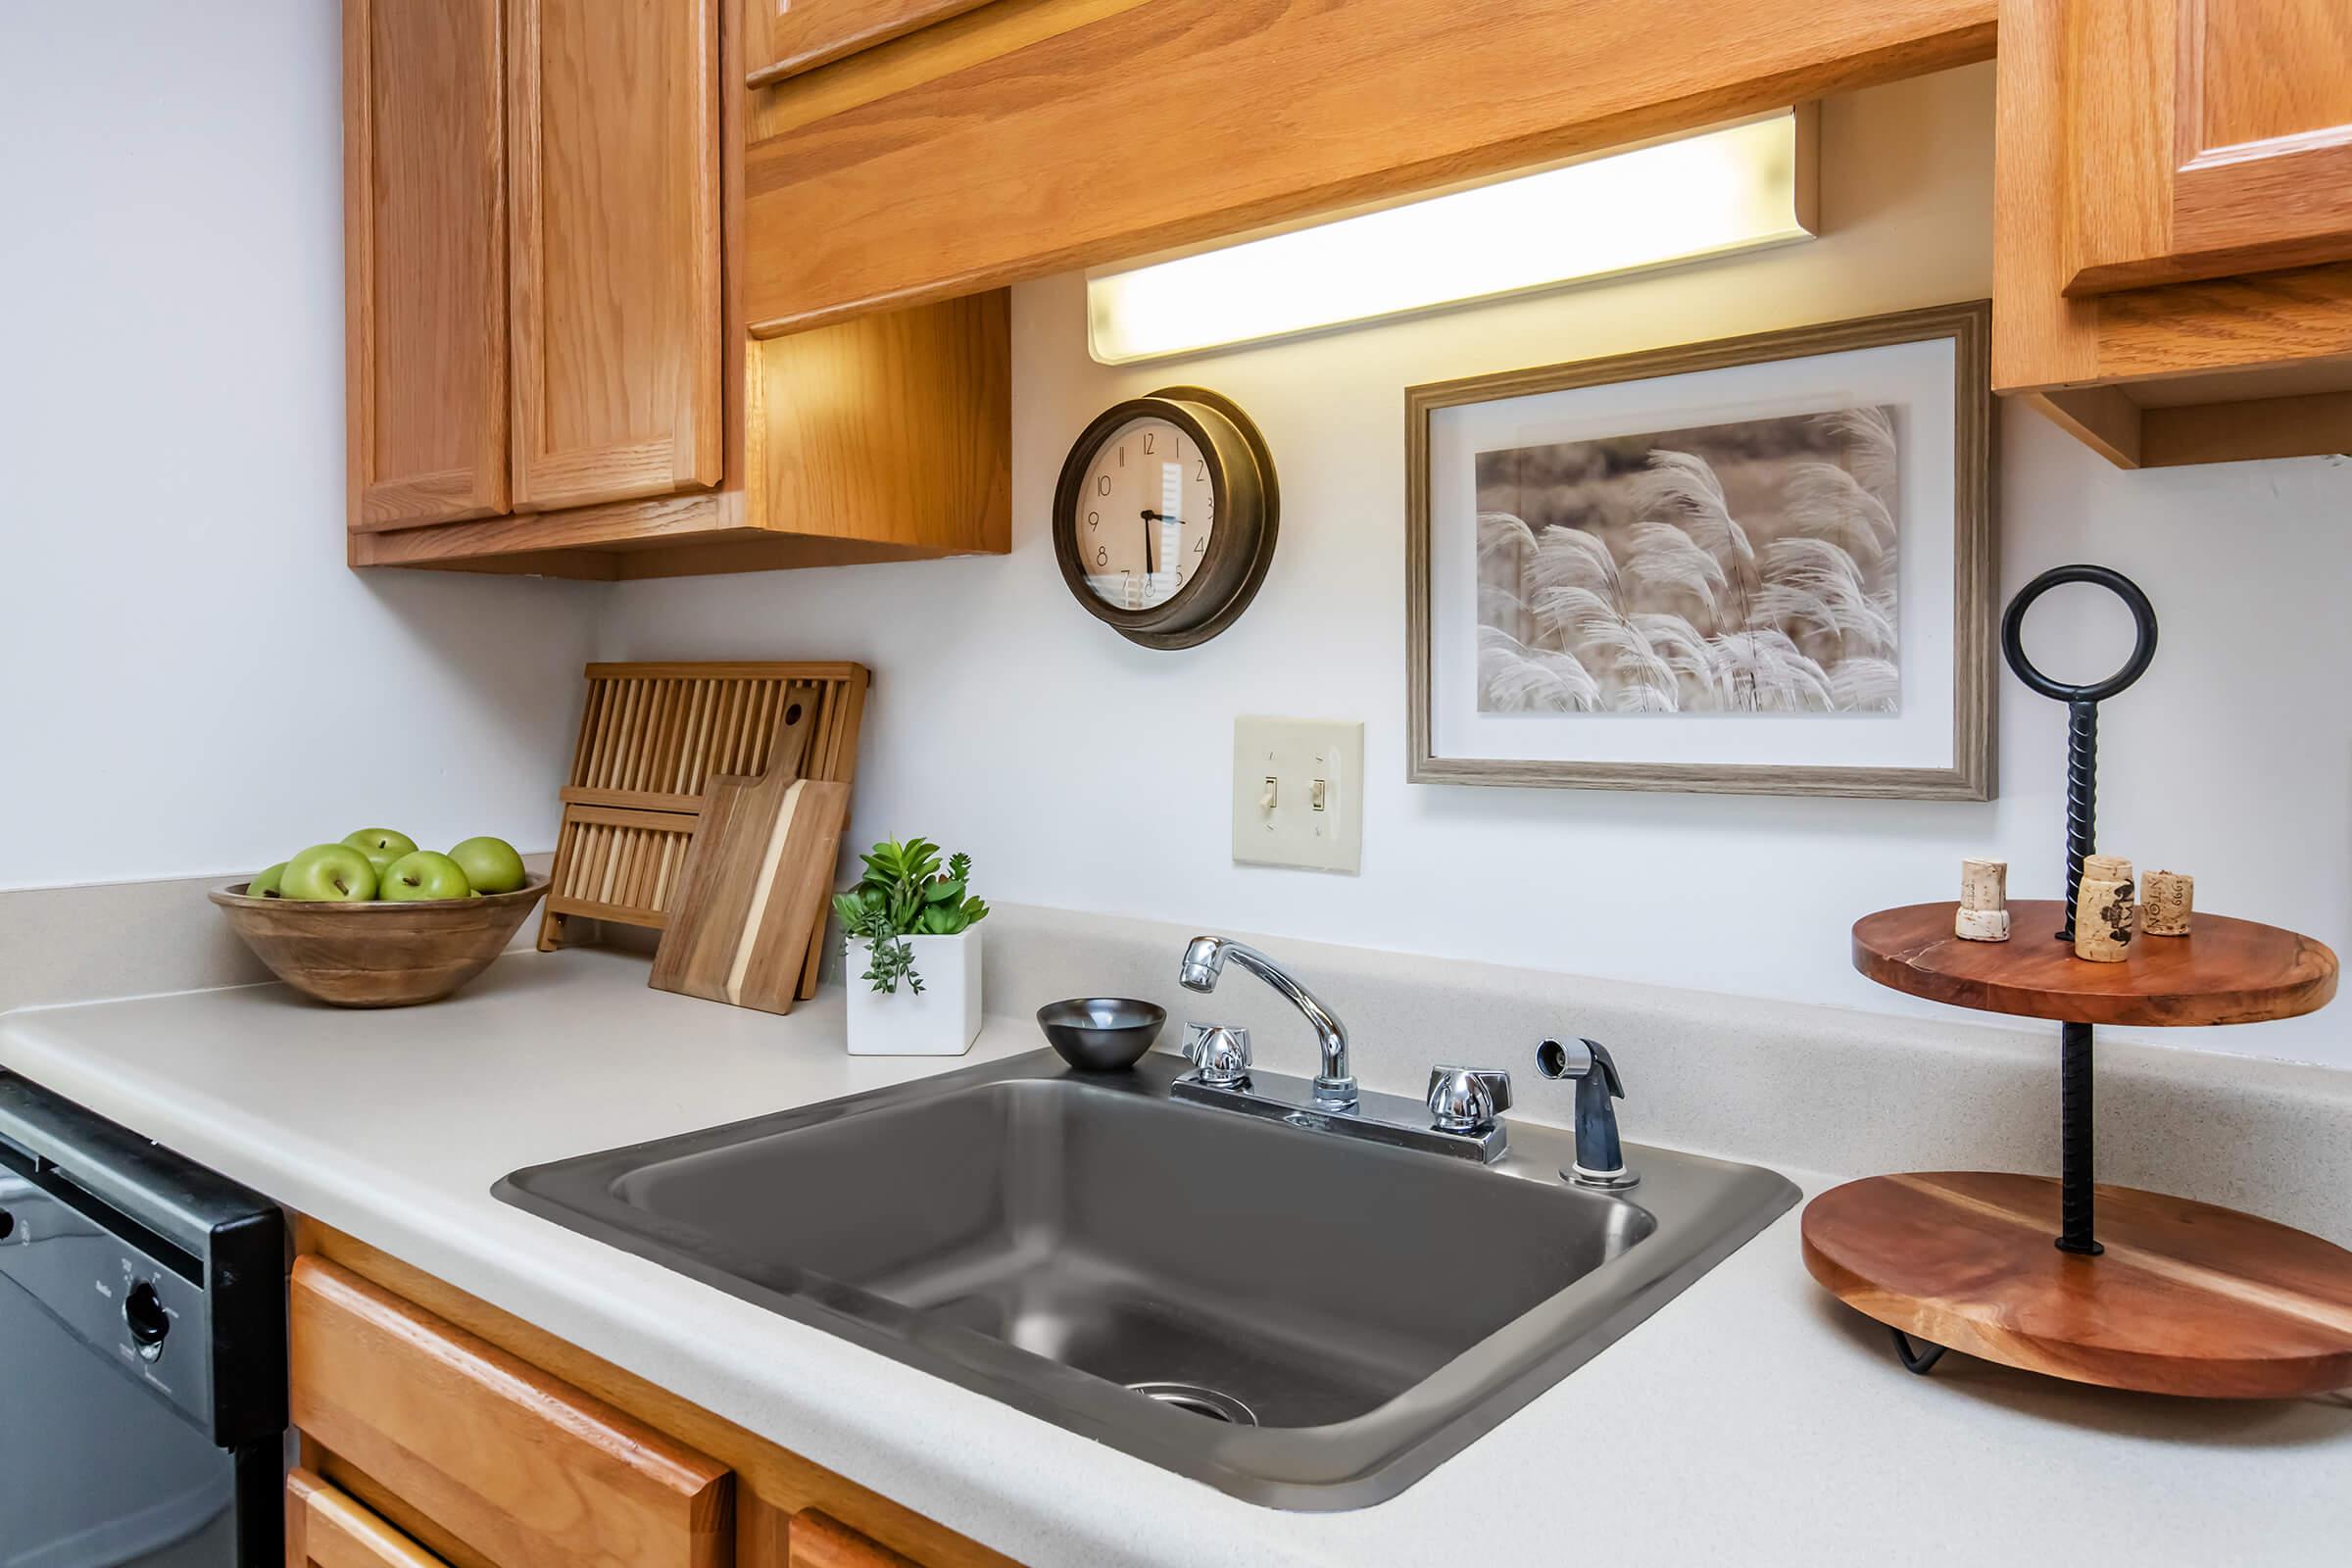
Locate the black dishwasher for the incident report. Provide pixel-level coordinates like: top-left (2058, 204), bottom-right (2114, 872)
top-left (0, 1073), bottom-right (285, 1568)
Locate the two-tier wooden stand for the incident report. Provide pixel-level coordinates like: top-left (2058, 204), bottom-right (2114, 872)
top-left (1804, 899), bottom-right (2352, 1397)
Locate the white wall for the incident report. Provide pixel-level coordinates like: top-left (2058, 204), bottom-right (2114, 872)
top-left (0, 3), bottom-right (600, 891)
top-left (604, 64), bottom-right (2352, 1066)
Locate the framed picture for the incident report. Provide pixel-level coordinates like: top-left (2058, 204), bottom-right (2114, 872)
top-left (1406, 301), bottom-right (1993, 800)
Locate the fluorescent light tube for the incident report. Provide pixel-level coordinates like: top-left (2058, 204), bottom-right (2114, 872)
top-left (1086, 109), bottom-right (1817, 365)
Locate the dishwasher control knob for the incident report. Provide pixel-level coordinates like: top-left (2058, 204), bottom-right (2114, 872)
top-left (124, 1280), bottom-right (170, 1358)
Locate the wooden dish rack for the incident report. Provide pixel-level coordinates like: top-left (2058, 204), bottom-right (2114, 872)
top-left (539, 662), bottom-right (868, 1002)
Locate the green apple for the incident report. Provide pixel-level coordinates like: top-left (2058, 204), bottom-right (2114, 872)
top-left (342, 827), bottom-right (417, 874)
top-left (247, 862), bottom-right (287, 899)
top-left (281, 844), bottom-right (379, 902)
top-left (448, 835), bottom-right (526, 895)
top-left (379, 850), bottom-right (471, 902)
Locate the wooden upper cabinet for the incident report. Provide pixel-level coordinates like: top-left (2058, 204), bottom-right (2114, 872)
top-left (2064, 0), bottom-right (2352, 295)
top-left (508, 0), bottom-right (724, 513)
top-left (741, 0), bottom-right (1003, 87)
top-left (345, 0), bottom-right (509, 531)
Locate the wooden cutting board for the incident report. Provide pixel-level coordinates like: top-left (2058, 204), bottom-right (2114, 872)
top-left (648, 699), bottom-right (850, 1014)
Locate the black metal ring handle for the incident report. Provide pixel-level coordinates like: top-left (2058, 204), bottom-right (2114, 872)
top-left (2001, 564), bottom-right (2159, 704)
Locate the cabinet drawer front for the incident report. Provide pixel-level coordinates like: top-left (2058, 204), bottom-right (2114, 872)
top-left (290, 1469), bottom-right (454, 1568)
top-left (743, 0), bottom-right (1002, 86)
top-left (290, 1258), bottom-right (731, 1568)
top-left (787, 1510), bottom-right (919, 1568)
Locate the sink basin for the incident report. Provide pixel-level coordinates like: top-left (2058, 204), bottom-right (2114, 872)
top-left (496, 1050), bottom-right (1794, 1508)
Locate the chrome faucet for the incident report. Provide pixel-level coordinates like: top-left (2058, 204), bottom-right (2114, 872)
top-left (1179, 936), bottom-right (1356, 1109)
top-left (1172, 937), bottom-right (1513, 1163)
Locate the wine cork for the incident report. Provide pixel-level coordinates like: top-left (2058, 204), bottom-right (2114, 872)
top-left (1956, 858), bottom-right (2010, 942)
top-left (2075, 855), bottom-right (2135, 962)
top-left (2143, 870), bottom-right (2193, 937)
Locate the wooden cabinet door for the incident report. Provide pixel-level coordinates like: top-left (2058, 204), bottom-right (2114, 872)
top-left (345, 0), bottom-right (509, 531)
top-left (787, 1510), bottom-right (919, 1568)
top-left (742, 0), bottom-right (1001, 86)
top-left (2063, 0), bottom-right (2352, 294)
top-left (288, 1470), bottom-right (452, 1568)
top-left (508, 0), bottom-right (723, 513)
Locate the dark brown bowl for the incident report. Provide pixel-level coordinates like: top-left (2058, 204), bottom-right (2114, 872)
top-left (1037, 997), bottom-right (1167, 1072)
top-left (210, 875), bottom-right (551, 1007)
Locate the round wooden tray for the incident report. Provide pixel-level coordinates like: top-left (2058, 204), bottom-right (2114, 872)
top-left (1851, 901), bottom-right (2337, 1026)
top-left (1803, 1172), bottom-right (2352, 1397)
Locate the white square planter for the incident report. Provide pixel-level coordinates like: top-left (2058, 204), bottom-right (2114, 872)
top-left (845, 928), bottom-right (982, 1055)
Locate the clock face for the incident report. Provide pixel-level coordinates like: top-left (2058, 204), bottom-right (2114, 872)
top-left (1072, 416), bottom-right (1216, 612)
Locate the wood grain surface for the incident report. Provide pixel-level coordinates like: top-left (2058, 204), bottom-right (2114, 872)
top-left (288, 1468), bottom-right (453, 1568)
top-left (749, 293), bottom-right (1011, 553)
top-left (291, 1257), bottom-right (732, 1568)
top-left (1851, 901), bottom-right (2338, 1026)
top-left (1994, 0), bottom-right (2352, 466)
top-left (650, 689), bottom-right (853, 1013)
top-left (345, 0), bottom-right (510, 531)
top-left (538, 663), bottom-right (866, 959)
top-left (209, 877), bottom-right (549, 1008)
top-left (787, 1510), bottom-right (920, 1568)
top-left (509, 0), bottom-right (722, 512)
top-left (2062, 0), bottom-right (2352, 297)
top-left (740, 0), bottom-right (1992, 331)
top-left (745, 0), bottom-right (1004, 86)
top-left (1802, 1171), bottom-right (2352, 1397)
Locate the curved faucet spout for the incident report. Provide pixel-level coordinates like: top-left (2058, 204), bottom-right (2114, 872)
top-left (1177, 936), bottom-right (1356, 1109)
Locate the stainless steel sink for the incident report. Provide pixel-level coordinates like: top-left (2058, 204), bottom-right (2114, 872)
top-left (496, 1050), bottom-right (1794, 1508)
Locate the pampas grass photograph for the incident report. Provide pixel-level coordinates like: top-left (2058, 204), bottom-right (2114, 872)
top-left (1474, 407), bottom-right (1899, 715)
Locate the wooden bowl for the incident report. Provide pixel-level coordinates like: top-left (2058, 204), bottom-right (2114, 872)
top-left (209, 875), bottom-right (551, 1007)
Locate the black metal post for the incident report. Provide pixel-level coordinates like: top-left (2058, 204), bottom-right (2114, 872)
top-left (2001, 565), bottom-right (2156, 1259)
top-left (2060, 701), bottom-right (2097, 942)
top-left (2056, 1020), bottom-right (2102, 1254)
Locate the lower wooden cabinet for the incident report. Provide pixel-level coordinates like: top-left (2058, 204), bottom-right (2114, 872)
top-left (787, 1511), bottom-right (919, 1568)
top-left (287, 1470), bottom-right (451, 1568)
top-left (288, 1231), bottom-right (1020, 1568)
top-left (290, 1257), bottom-right (731, 1568)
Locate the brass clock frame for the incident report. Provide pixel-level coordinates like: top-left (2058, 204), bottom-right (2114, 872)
top-left (1052, 386), bottom-right (1279, 650)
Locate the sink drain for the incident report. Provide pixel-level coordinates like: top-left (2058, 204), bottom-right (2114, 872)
top-left (1126, 1381), bottom-right (1258, 1426)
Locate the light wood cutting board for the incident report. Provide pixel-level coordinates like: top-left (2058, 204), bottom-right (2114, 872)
top-left (648, 700), bottom-right (850, 1014)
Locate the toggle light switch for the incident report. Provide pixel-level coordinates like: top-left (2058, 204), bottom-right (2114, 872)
top-left (1232, 716), bottom-right (1363, 873)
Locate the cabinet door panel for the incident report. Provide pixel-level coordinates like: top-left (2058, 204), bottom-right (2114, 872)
top-left (510, 0), bottom-right (723, 512)
top-left (2065, 0), bottom-right (2352, 295)
top-left (346, 0), bottom-right (509, 530)
top-left (743, 0), bottom-right (1002, 87)
top-left (287, 1470), bottom-right (453, 1568)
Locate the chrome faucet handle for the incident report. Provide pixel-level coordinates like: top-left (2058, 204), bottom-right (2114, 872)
top-left (1182, 1023), bottom-right (1252, 1088)
top-left (1425, 1065), bottom-right (1513, 1134)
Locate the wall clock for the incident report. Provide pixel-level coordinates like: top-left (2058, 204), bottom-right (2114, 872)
top-left (1052, 386), bottom-right (1279, 649)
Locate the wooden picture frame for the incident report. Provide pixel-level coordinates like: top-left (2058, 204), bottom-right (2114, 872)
top-left (1406, 301), bottom-right (1994, 800)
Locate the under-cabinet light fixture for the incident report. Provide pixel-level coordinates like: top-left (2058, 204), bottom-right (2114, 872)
top-left (1086, 108), bottom-right (1817, 365)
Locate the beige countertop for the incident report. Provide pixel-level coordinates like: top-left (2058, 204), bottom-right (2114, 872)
top-left (3, 947), bottom-right (2347, 1566)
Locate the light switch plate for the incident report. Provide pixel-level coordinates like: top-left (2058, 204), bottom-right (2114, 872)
top-left (1232, 716), bottom-right (1363, 873)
